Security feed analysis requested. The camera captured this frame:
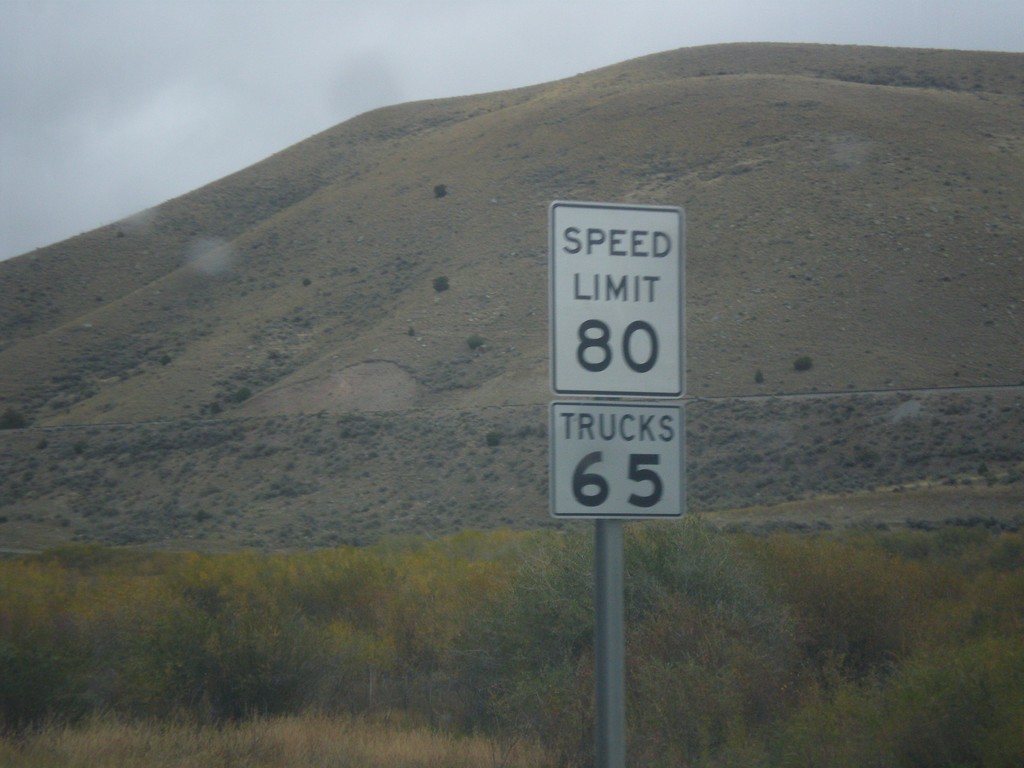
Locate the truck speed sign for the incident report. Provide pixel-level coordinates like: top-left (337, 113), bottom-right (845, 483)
top-left (550, 201), bottom-right (685, 397)
top-left (550, 401), bottom-right (684, 519)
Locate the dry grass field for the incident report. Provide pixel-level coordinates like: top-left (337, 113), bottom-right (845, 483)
top-left (1, 43), bottom-right (1022, 549)
top-left (0, 713), bottom-right (552, 768)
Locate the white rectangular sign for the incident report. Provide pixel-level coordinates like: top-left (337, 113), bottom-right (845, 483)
top-left (550, 201), bottom-right (685, 397)
top-left (550, 401), bottom-right (685, 519)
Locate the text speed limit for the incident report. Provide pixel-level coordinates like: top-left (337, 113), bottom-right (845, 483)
top-left (549, 402), bottom-right (685, 519)
top-left (550, 201), bottom-right (685, 397)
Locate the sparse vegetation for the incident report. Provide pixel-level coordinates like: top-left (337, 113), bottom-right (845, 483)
top-left (230, 386), bottom-right (252, 403)
top-left (0, 407), bottom-right (27, 429)
top-left (1, 45), bottom-right (1021, 432)
top-left (793, 355), bottom-right (813, 372)
top-left (0, 390), bottom-right (1021, 551)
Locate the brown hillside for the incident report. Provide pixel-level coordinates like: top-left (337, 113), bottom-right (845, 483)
top-left (1, 43), bottom-right (1022, 550)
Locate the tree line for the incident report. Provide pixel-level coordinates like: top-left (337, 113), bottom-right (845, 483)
top-left (1, 520), bottom-right (1022, 766)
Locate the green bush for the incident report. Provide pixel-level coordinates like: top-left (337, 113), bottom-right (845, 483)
top-left (432, 275), bottom-right (449, 292)
top-left (754, 534), bottom-right (933, 676)
top-left (793, 355), bottom-right (813, 372)
top-left (0, 407), bottom-right (27, 429)
top-left (230, 386), bottom-right (252, 404)
top-left (775, 635), bottom-right (1024, 768)
top-left (625, 522), bottom-right (799, 764)
top-left (886, 638), bottom-right (1024, 768)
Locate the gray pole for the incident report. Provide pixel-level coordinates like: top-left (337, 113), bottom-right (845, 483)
top-left (595, 518), bottom-right (626, 767)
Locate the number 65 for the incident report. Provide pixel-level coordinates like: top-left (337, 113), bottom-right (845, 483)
top-left (572, 451), bottom-right (663, 508)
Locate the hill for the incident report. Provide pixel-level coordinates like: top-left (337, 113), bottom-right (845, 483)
top-left (1, 43), bottom-right (1022, 550)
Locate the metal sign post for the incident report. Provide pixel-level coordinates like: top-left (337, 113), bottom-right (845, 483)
top-left (595, 518), bottom-right (625, 768)
top-left (549, 200), bottom-right (686, 768)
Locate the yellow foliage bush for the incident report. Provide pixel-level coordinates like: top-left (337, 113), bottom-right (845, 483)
top-left (0, 525), bottom-right (1021, 767)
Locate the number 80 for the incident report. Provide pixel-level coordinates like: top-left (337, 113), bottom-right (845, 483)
top-left (577, 319), bottom-right (658, 374)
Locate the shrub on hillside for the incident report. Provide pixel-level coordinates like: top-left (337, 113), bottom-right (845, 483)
top-left (230, 386), bottom-right (252, 404)
top-left (0, 407), bottom-right (27, 429)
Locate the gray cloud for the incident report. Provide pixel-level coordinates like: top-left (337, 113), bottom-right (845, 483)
top-left (2, 0), bottom-right (1021, 261)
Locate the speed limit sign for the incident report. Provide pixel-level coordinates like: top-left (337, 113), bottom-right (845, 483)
top-left (550, 201), bottom-right (685, 397)
top-left (550, 401), bottom-right (684, 519)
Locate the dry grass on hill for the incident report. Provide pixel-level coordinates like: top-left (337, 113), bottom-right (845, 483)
top-left (0, 43), bottom-right (1021, 549)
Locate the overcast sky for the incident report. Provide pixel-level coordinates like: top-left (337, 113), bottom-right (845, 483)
top-left (2, 0), bottom-right (1022, 262)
